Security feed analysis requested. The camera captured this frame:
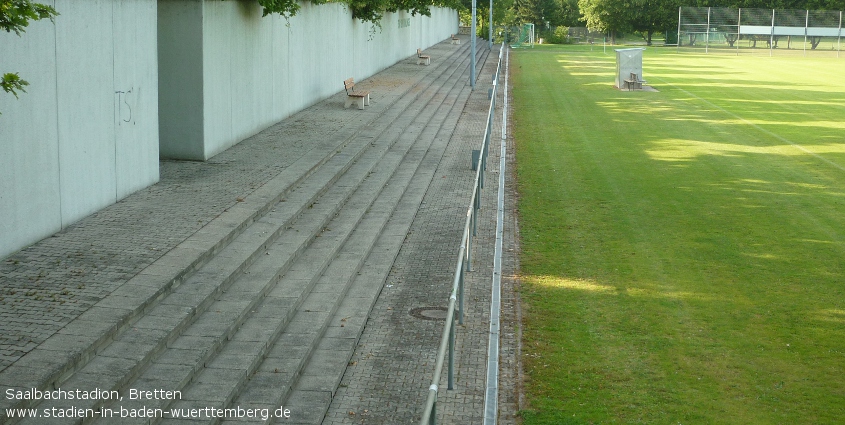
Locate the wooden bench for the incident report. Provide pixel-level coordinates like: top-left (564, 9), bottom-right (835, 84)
top-left (416, 48), bottom-right (431, 66)
top-left (450, 34), bottom-right (461, 45)
top-left (343, 78), bottom-right (370, 109)
top-left (623, 72), bottom-right (645, 90)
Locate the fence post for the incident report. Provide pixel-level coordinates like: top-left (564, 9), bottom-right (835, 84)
top-left (737, 8), bottom-right (742, 56)
top-left (677, 6), bottom-right (682, 51)
top-left (706, 7), bottom-right (711, 53)
top-left (770, 9), bottom-right (775, 57)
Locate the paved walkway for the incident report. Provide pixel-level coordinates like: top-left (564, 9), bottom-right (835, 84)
top-left (0, 36), bottom-right (520, 424)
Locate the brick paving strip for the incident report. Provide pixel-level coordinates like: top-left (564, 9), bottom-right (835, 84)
top-left (0, 36), bottom-right (521, 425)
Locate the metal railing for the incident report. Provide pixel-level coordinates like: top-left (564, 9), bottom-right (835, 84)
top-left (419, 40), bottom-right (506, 425)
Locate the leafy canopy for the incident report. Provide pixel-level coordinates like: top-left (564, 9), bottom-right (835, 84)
top-left (248, 0), bottom-right (463, 24)
top-left (1, 0), bottom-right (58, 109)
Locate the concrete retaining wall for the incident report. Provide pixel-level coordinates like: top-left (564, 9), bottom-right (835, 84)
top-left (158, 1), bottom-right (458, 160)
top-left (0, 0), bottom-right (160, 259)
top-left (0, 0), bottom-right (456, 259)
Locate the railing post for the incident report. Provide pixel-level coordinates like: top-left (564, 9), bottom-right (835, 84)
top-left (467, 224), bottom-right (474, 271)
top-left (430, 399), bottom-right (436, 425)
top-left (473, 189), bottom-right (479, 234)
top-left (483, 126), bottom-right (489, 172)
top-left (448, 310), bottom-right (456, 390)
top-left (458, 269), bottom-right (465, 324)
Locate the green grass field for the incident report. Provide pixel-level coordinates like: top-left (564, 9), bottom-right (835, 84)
top-left (512, 45), bottom-right (845, 424)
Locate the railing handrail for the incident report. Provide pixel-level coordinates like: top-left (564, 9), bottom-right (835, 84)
top-left (420, 40), bottom-right (506, 425)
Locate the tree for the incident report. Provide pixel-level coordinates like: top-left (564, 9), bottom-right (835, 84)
top-left (458, 0), bottom-right (512, 41)
top-left (513, 0), bottom-right (545, 27)
top-left (578, 0), bottom-right (632, 43)
top-left (1, 0), bottom-right (58, 107)
top-left (629, 0), bottom-right (680, 45)
top-left (552, 0), bottom-right (582, 27)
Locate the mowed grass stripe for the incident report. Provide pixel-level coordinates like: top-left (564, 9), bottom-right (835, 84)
top-left (513, 45), bottom-right (845, 424)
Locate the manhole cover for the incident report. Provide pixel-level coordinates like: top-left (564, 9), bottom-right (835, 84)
top-left (409, 306), bottom-right (450, 321)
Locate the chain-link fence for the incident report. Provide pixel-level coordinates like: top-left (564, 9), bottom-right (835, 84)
top-left (679, 7), bottom-right (843, 57)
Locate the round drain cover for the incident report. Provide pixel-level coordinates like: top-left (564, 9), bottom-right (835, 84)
top-left (409, 306), bottom-right (450, 321)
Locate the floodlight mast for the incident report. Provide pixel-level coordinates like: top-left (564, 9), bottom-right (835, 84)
top-left (489, 0), bottom-right (493, 49)
top-left (471, 0), bottom-right (476, 88)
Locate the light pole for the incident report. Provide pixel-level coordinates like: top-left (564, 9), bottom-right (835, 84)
top-left (489, 0), bottom-right (493, 49)
top-left (471, 0), bottom-right (476, 88)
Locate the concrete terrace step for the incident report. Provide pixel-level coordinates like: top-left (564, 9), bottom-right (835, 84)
top-left (0, 39), bottom-right (465, 413)
top-left (223, 46), bottom-right (491, 425)
top-left (277, 53), bottom-right (491, 425)
top-left (105, 40), bottom-right (483, 425)
top-left (4, 38), bottom-right (479, 425)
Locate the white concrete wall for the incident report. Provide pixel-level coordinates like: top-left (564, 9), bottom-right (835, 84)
top-left (0, 0), bottom-right (159, 259)
top-left (159, 0), bottom-right (458, 160)
top-left (0, 0), bottom-right (454, 258)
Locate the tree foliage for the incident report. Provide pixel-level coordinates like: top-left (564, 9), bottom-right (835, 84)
top-left (245, 0), bottom-right (463, 25)
top-left (511, 0), bottom-right (845, 45)
top-left (578, 0), bottom-right (632, 42)
top-left (553, 0), bottom-right (582, 27)
top-left (513, 0), bottom-right (544, 27)
top-left (1, 0), bottom-right (58, 110)
top-left (692, 0), bottom-right (845, 8)
top-left (0, 0), bottom-right (56, 35)
top-left (629, 0), bottom-right (680, 45)
top-left (253, 0), bottom-right (301, 18)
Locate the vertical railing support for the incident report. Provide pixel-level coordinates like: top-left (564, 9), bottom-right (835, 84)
top-left (459, 268), bottom-right (465, 324)
top-left (448, 307), bottom-right (456, 390)
top-left (468, 218), bottom-right (474, 269)
top-left (429, 401), bottom-right (436, 425)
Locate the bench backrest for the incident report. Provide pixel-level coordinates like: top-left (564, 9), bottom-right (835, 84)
top-left (417, 48), bottom-right (423, 57)
top-left (344, 78), bottom-right (355, 95)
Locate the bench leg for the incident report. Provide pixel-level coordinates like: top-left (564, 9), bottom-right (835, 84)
top-left (364, 94), bottom-right (370, 106)
top-left (345, 96), bottom-right (353, 108)
top-left (357, 96), bottom-right (365, 110)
